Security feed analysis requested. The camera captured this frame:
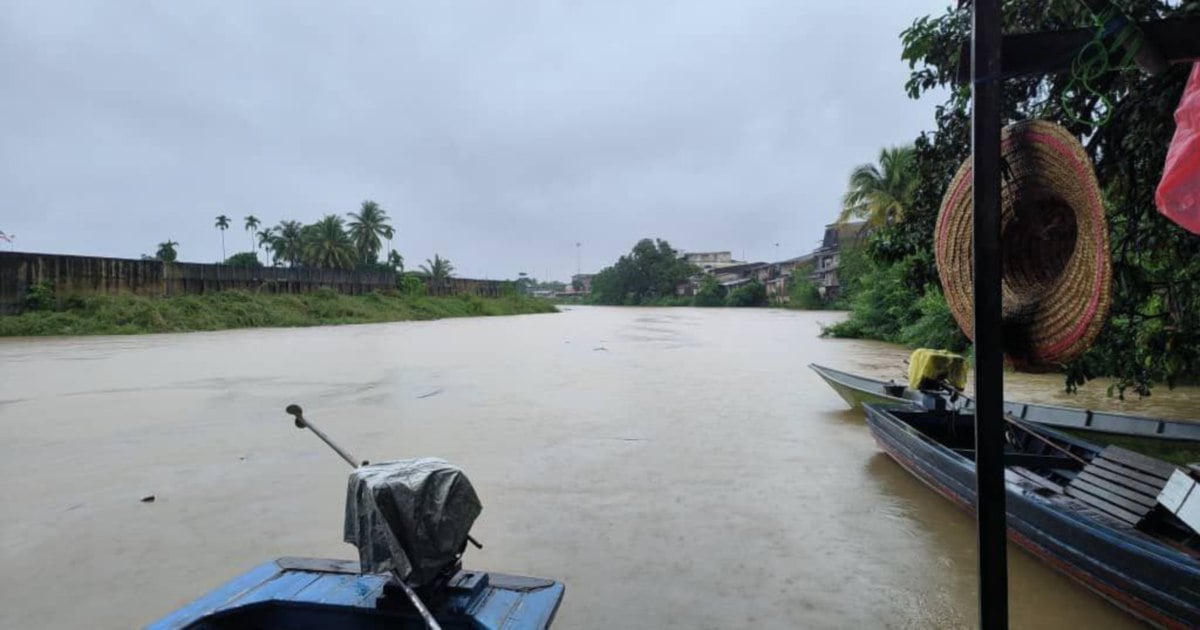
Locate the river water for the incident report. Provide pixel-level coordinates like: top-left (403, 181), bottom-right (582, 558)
top-left (1, 306), bottom-right (1195, 628)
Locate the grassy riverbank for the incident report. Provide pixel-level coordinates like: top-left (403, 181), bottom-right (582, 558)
top-left (0, 290), bottom-right (557, 336)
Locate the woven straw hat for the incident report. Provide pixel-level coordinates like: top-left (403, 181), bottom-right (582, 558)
top-left (935, 120), bottom-right (1112, 369)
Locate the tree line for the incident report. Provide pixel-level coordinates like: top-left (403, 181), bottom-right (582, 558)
top-left (587, 238), bottom-right (769, 307)
top-left (148, 201), bottom-right (455, 283)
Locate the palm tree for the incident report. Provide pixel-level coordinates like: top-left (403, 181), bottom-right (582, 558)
top-left (346, 200), bottom-right (394, 265)
top-left (244, 215), bottom-right (261, 260)
top-left (271, 220), bottom-right (305, 267)
top-left (256, 228), bottom-right (276, 264)
top-left (839, 145), bottom-right (917, 227)
top-left (387, 250), bottom-right (404, 272)
top-left (302, 214), bottom-right (356, 269)
top-left (156, 240), bottom-right (179, 262)
top-left (419, 254), bottom-right (454, 284)
top-left (214, 214), bottom-right (231, 260)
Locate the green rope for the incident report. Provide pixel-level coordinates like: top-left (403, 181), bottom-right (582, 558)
top-left (1061, 5), bottom-right (1144, 129)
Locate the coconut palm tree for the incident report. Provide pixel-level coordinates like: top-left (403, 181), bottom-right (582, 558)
top-left (387, 250), bottom-right (404, 272)
top-left (214, 215), bottom-right (231, 260)
top-left (156, 240), bottom-right (179, 262)
top-left (244, 215), bottom-right (261, 260)
top-left (839, 145), bottom-right (917, 228)
top-left (419, 254), bottom-right (454, 283)
top-left (256, 228), bottom-right (276, 264)
top-left (302, 215), bottom-right (356, 269)
top-left (346, 200), bottom-right (394, 265)
top-left (271, 220), bottom-right (305, 267)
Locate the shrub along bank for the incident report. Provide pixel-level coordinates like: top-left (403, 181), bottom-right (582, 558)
top-left (0, 289), bottom-right (556, 336)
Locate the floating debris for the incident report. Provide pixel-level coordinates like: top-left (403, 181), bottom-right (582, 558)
top-left (417, 388), bottom-right (444, 399)
top-left (593, 347), bottom-right (608, 352)
top-left (141, 495), bottom-right (156, 503)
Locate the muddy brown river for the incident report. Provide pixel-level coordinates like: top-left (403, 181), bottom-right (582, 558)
top-left (2, 307), bottom-right (1197, 628)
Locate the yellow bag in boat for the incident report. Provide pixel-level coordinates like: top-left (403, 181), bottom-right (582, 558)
top-left (908, 348), bottom-right (967, 391)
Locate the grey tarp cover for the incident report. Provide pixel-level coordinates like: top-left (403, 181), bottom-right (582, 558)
top-left (344, 458), bottom-right (482, 586)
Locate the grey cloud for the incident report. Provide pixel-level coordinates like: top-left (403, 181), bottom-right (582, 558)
top-left (2, 0), bottom-right (947, 279)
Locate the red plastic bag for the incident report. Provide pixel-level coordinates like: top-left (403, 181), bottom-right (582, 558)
top-left (1157, 63), bottom-right (1200, 234)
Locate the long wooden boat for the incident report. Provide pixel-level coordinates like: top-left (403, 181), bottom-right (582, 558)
top-left (863, 403), bottom-right (1200, 628)
top-left (150, 557), bottom-right (563, 629)
top-left (811, 363), bottom-right (1200, 442)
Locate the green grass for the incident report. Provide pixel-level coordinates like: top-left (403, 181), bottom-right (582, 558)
top-left (0, 290), bottom-right (557, 337)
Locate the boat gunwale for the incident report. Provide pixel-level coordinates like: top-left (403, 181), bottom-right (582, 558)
top-left (863, 403), bottom-right (1200, 569)
top-left (811, 363), bottom-right (1200, 441)
top-left (808, 363), bottom-right (912, 406)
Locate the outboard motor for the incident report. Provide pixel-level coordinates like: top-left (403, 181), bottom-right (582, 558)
top-left (286, 404), bottom-right (484, 629)
top-left (345, 459), bottom-right (482, 601)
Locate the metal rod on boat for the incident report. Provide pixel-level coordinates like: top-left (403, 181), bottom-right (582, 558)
top-left (285, 404), bottom-right (367, 468)
top-left (283, 404), bottom-right (484, 550)
top-left (284, 404), bottom-right (446, 630)
top-left (391, 572), bottom-right (444, 630)
top-left (1002, 416), bottom-right (1088, 466)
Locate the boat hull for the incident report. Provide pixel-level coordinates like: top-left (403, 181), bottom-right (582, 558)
top-left (809, 364), bottom-right (915, 410)
top-left (863, 404), bottom-right (1200, 629)
top-left (811, 363), bottom-right (1200, 442)
top-left (149, 557), bottom-right (564, 630)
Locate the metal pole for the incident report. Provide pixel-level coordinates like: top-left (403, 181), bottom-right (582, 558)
top-left (971, 1), bottom-right (1008, 628)
top-left (285, 404), bottom-right (366, 468)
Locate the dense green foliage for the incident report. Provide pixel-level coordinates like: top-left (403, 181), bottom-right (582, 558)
top-left (839, 146), bottom-right (918, 227)
top-left (301, 215), bottom-right (357, 269)
top-left (419, 254), bottom-right (455, 283)
top-left (224, 252), bottom-right (262, 268)
top-left (0, 291), bottom-right (556, 337)
top-left (693, 275), bottom-right (726, 307)
top-left (156, 240), bottom-right (179, 262)
top-left (398, 274), bottom-right (426, 296)
top-left (346, 200), bottom-right (394, 265)
top-left (589, 239), bottom-right (699, 305)
top-left (834, 0), bottom-right (1200, 394)
top-left (725, 278), bottom-right (768, 307)
top-left (24, 280), bottom-right (55, 311)
top-left (787, 270), bottom-right (824, 310)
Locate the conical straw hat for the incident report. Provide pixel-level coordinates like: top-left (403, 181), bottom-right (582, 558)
top-left (935, 120), bottom-right (1112, 368)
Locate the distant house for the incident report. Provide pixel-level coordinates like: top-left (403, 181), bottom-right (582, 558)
top-left (810, 221), bottom-right (866, 299)
top-left (680, 251), bottom-right (745, 271)
top-left (570, 273), bottom-right (595, 294)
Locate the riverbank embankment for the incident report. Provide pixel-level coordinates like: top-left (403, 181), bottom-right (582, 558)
top-left (0, 290), bottom-right (556, 336)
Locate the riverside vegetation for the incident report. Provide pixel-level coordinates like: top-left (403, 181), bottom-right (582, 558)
top-left (811, 1), bottom-right (1200, 397)
top-left (1, 285), bottom-right (555, 337)
top-left (2, 199), bottom-right (561, 336)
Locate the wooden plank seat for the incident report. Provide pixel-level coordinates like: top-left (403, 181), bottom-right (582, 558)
top-left (1065, 446), bottom-right (1177, 527)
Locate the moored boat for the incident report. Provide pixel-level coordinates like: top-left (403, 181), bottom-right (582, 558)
top-left (150, 405), bottom-right (565, 629)
top-left (863, 403), bottom-right (1200, 628)
top-left (811, 363), bottom-right (1200, 442)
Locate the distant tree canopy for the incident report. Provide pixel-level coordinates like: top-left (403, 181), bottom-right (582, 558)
top-left (224, 252), bottom-right (262, 269)
top-left (725, 278), bottom-right (768, 307)
top-left (589, 239), bottom-right (699, 305)
top-left (693, 275), bottom-right (725, 307)
top-left (852, 0), bottom-right (1200, 396)
top-left (155, 240), bottom-right (178, 263)
top-left (419, 254), bottom-right (454, 283)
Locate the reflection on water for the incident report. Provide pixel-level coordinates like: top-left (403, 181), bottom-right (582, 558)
top-left (0, 307), bottom-right (1173, 628)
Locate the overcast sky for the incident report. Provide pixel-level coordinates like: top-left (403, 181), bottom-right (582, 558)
top-left (2, 1), bottom-right (948, 280)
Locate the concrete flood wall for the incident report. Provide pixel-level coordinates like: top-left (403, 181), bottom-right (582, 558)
top-left (0, 252), bottom-right (507, 313)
